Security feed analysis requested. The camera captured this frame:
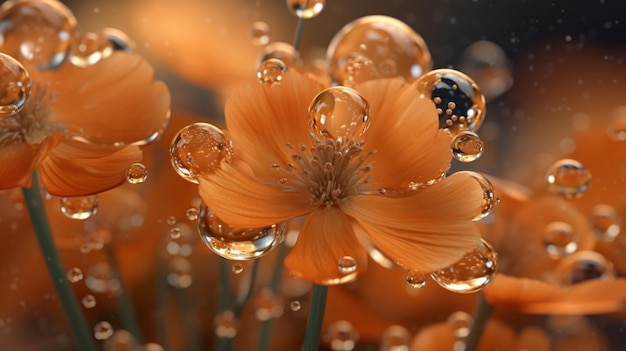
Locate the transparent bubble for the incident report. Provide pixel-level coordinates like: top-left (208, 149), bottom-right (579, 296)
top-left (231, 263), bottom-right (243, 274)
top-left (94, 321), bottom-right (114, 341)
top-left (66, 267), bottom-right (83, 283)
top-left (308, 86), bottom-right (371, 142)
top-left (451, 131), bottom-right (484, 162)
top-left (198, 206), bottom-right (286, 260)
top-left (102, 28), bottom-right (135, 53)
top-left (337, 256), bottom-right (357, 274)
top-left (590, 204), bottom-right (621, 241)
top-left (0, 0), bottom-right (77, 69)
top-left (257, 58), bottom-right (287, 86)
top-left (60, 195), bottom-right (99, 220)
top-left (167, 257), bottom-right (193, 288)
top-left (405, 270), bottom-right (427, 289)
top-left (290, 300), bottom-right (302, 311)
top-left (69, 31), bottom-right (113, 67)
top-left (325, 320), bottom-right (359, 351)
top-left (126, 163), bottom-right (148, 184)
top-left (337, 53), bottom-right (379, 87)
top-left (253, 288), bottom-right (284, 321)
top-left (249, 21), bottom-right (271, 46)
top-left (555, 251), bottom-right (615, 284)
top-left (430, 238), bottom-right (497, 293)
top-left (379, 325), bottom-right (410, 351)
top-left (169, 122), bottom-right (233, 184)
top-left (169, 227), bottom-right (181, 240)
top-left (287, 0), bottom-right (326, 19)
top-left (259, 42), bottom-right (301, 70)
top-left (214, 310), bottom-right (237, 339)
top-left (545, 159), bottom-right (591, 199)
top-left (415, 69), bottom-right (486, 137)
top-left (82, 294), bottom-right (96, 309)
top-left (185, 207), bottom-right (199, 221)
top-left (543, 221), bottom-right (578, 259)
top-left (447, 311), bottom-right (473, 338)
top-left (0, 53), bottom-right (30, 117)
top-left (327, 15), bottom-right (431, 85)
top-left (457, 40), bottom-right (513, 101)
top-left (456, 171), bottom-right (497, 221)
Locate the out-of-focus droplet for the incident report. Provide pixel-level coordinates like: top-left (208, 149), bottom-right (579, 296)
top-left (590, 204), bottom-right (621, 241)
top-left (170, 122), bottom-right (233, 184)
top-left (167, 257), bottom-right (192, 288)
top-left (290, 300), bottom-right (302, 311)
top-left (198, 206), bottom-right (286, 260)
top-left (430, 238), bottom-right (497, 293)
top-left (308, 86), bottom-right (371, 142)
top-left (415, 69), bottom-right (486, 137)
top-left (545, 159), bottom-right (591, 199)
top-left (456, 171), bottom-right (497, 221)
top-left (259, 42), bottom-right (301, 70)
top-left (555, 251), bottom-right (615, 284)
top-left (249, 21), bottom-right (271, 46)
top-left (103, 329), bottom-right (137, 351)
top-left (161, 223), bottom-right (196, 258)
top-left (142, 343), bottom-right (165, 351)
top-left (185, 207), bottom-right (199, 221)
top-left (94, 321), bottom-right (114, 340)
top-left (379, 325), bottom-right (410, 351)
top-left (405, 270), bottom-right (427, 289)
top-left (232, 263), bottom-right (243, 274)
top-left (287, 0), bottom-right (326, 19)
top-left (447, 311), bottom-right (473, 338)
top-left (253, 288), bottom-right (284, 321)
top-left (543, 221), bottom-right (578, 259)
top-left (326, 320), bottom-right (359, 351)
top-left (66, 267), bottom-right (83, 283)
top-left (60, 195), bottom-right (99, 220)
top-left (166, 216), bottom-right (176, 226)
top-left (82, 294), bottom-right (96, 309)
top-left (69, 31), bottom-right (113, 67)
top-left (337, 256), bottom-right (357, 274)
top-left (80, 243), bottom-right (92, 254)
top-left (257, 58), bottom-right (287, 86)
top-left (169, 227), bottom-right (181, 240)
top-left (457, 40), bottom-right (513, 101)
top-left (126, 163), bottom-right (148, 184)
top-left (102, 28), bottom-right (135, 52)
top-left (607, 115), bottom-right (626, 141)
top-left (0, 53), bottom-right (30, 117)
top-left (327, 15), bottom-right (431, 84)
top-left (337, 53), bottom-right (379, 87)
top-left (214, 310), bottom-right (237, 339)
top-left (86, 262), bottom-right (118, 294)
top-left (0, 0), bottom-right (76, 69)
top-left (451, 131), bottom-right (484, 162)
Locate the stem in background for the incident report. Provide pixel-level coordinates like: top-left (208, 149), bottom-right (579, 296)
top-left (22, 173), bottom-right (98, 351)
top-left (292, 17), bottom-right (305, 51)
top-left (257, 244), bottom-right (287, 351)
top-left (464, 293), bottom-right (494, 351)
top-left (215, 258), bottom-right (234, 351)
top-left (234, 259), bottom-right (260, 317)
top-left (301, 285), bottom-right (328, 351)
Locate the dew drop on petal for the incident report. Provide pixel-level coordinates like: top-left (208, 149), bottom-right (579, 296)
top-left (198, 205), bottom-right (286, 260)
top-left (451, 131), bottom-right (484, 162)
top-left (249, 21), bottom-right (271, 46)
top-left (286, 0), bottom-right (326, 19)
top-left (169, 227), bottom-right (181, 240)
top-left (590, 204), bottom-right (621, 241)
top-left (259, 42), bottom-right (301, 70)
top-left (290, 300), bottom-right (301, 311)
top-left (69, 31), bottom-right (113, 67)
top-left (126, 162), bottom-right (148, 184)
top-left (456, 171), bottom-right (497, 221)
top-left (0, 53), bottom-right (31, 117)
top-left (325, 320), bottom-right (359, 351)
top-left (543, 221), bottom-right (578, 259)
top-left (545, 159), bottom-right (591, 199)
top-left (231, 263), bottom-right (243, 275)
top-left (170, 122), bottom-right (233, 183)
top-left (166, 257), bottom-right (193, 288)
top-left (214, 310), bottom-right (237, 339)
top-left (555, 251), bottom-right (615, 285)
top-left (337, 256), bottom-right (357, 274)
top-left (405, 270), bottom-right (427, 289)
top-left (82, 294), bottom-right (96, 309)
top-left (447, 311), bottom-right (473, 338)
top-left (430, 238), bottom-right (497, 293)
top-left (185, 207), bottom-right (199, 221)
top-left (257, 58), bottom-right (287, 86)
top-left (379, 325), bottom-right (410, 351)
top-left (60, 195), bottom-right (99, 220)
top-left (66, 267), bottom-right (83, 283)
top-left (308, 86), bottom-right (371, 142)
top-left (94, 321), bottom-right (114, 340)
top-left (102, 27), bottom-right (135, 52)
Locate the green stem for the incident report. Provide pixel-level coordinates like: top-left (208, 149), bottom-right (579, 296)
top-left (22, 173), bottom-right (97, 351)
top-left (292, 17), bottom-right (305, 51)
top-left (464, 293), bottom-right (494, 351)
top-left (301, 285), bottom-right (328, 351)
top-left (258, 244), bottom-right (287, 351)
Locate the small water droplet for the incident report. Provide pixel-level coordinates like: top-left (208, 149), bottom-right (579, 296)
top-left (590, 204), bottom-right (621, 241)
top-left (126, 163), bottom-right (148, 184)
top-left (185, 207), bottom-right (199, 221)
top-left (166, 257), bottom-right (192, 288)
top-left (166, 216), bottom-right (176, 226)
top-left (337, 256), bottom-right (357, 274)
top-left (451, 131), bottom-right (484, 162)
top-left (169, 227), bottom-right (182, 240)
top-left (82, 294), bottom-right (96, 309)
top-left (257, 58), bottom-right (287, 86)
top-left (232, 263), bottom-right (244, 274)
top-left (287, 0), bottom-right (326, 18)
top-left (379, 325), bottom-right (410, 351)
top-left (290, 300), bottom-right (301, 311)
top-left (447, 311), bottom-right (473, 338)
top-left (543, 221), bottom-right (578, 259)
top-left (308, 86), bottom-right (371, 143)
top-left (545, 159), bottom-right (591, 199)
top-left (69, 31), bottom-right (113, 67)
top-left (457, 40), bottom-right (513, 101)
top-left (325, 320), bottom-right (359, 351)
top-left (66, 267), bottom-right (83, 283)
top-left (94, 321), bottom-right (114, 340)
top-left (60, 195), bottom-right (99, 220)
top-left (214, 310), bottom-right (237, 339)
top-left (405, 270), bottom-right (427, 289)
top-left (0, 53), bottom-right (31, 117)
top-left (249, 21), bottom-right (271, 46)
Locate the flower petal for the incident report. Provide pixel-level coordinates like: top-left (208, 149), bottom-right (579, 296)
top-left (284, 207), bottom-right (368, 285)
top-left (0, 137), bottom-right (60, 190)
top-left (39, 140), bottom-right (141, 196)
top-left (355, 78), bottom-right (452, 189)
top-left (343, 172), bottom-right (483, 272)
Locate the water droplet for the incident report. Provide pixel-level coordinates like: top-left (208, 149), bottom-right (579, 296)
top-left (259, 42), bottom-right (301, 70)
top-left (66, 267), bottom-right (83, 283)
top-left (327, 15), bottom-right (431, 85)
top-left (0, 53), bottom-right (31, 117)
top-left (94, 321), bottom-right (114, 340)
top-left (170, 122), bottom-right (233, 184)
top-left (249, 21), bottom-right (271, 46)
top-left (185, 207), bottom-right (199, 221)
top-left (69, 31), bottom-right (113, 67)
top-left (543, 221), bottom-right (578, 259)
top-left (555, 251), bottom-right (615, 284)
top-left (457, 40), bottom-right (513, 101)
top-left (415, 69), bottom-right (486, 136)
top-left (287, 0), bottom-right (326, 19)
top-left (253, 288), bottom-right (284, 321)
top-left (103, 329), bottom-right (138, 351)
top-left (169, 227), bottom-right (182, 240)
top-left (198, 205), bottom-right (286, 260)
top-left (101, 27), bottom-right (135, 52)
top-left (325, 320), bottom-right (359, 351)
top-left (447, 311), bottom-right (473, 338)
top-left (0, 0), bottom-right (77, 69)
top-left (82, 294), bottom-right (96, 309)
top-left (257, 58), bottom-right (287, 86)
top-left (430, 238), bottom-right (497, 293)
top-left (166, 216), bottom-right (176, 226)
top-left (85, 262), bottom-right (118, 294)
top-left (142, 343), bottom-right (165, 351)
top-left (60, 195), bottom-right (99, 220)
top-left (308, 86), bottom-right (371, 143)
top-left (456, 171), bottom-right (497, 221)
top-left (214, 310), bottom-right (237, 338)
top-left (80, 243), bottom-right (92, 254)
top-left (232, 263), bottom-right (243, 274)
top-left (405, 270), bottom-right (427, 289)
top-left (590, 204), bottom-right (621, 241)
top-left (379, 325), bottom-right (410, 351)
top-left (545, 159), bottom-right (591, 199)
top-left (167, 257), bottom-right (193, 288)
top-left (337, 256), bottom-right (357, 274)
top-left (290, 300), bottom-right (302, 311)
top-left (126, 163), bottom-right (148, 184)
top-left (451, 131), bottom-right (484, 162)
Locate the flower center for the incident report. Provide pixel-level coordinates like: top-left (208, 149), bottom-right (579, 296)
top-left (275, 137), bottom-right (376, 207)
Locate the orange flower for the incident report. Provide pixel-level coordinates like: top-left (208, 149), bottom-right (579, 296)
top-left (0, 52), bottom-right (170, 196)
top-left (198, 71), bottom-right (484, 284)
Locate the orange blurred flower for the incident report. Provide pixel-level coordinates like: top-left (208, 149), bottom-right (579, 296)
top-left (198, 71), bottom-right (484, 284)
top-left (0, 52), bottom-right (170, 196)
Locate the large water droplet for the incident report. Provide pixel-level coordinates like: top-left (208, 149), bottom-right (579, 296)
top-left (249, 21), bottom-right (271, 46)
top-left (257, 58), bottom-right (287, 86)
top-left (169, 122), bottom-right (233, 184)
top-left (69, 31), bottom-right (113, 67)
top-left (94, 321), bottom-right (114, 340)
top-left (60, 195), bottom-right (99, 220)
top-left (457, 40), bottom-right (513, 102)
top-left (0, 53), bottom-right (30, 117)
top-left (430, 238), bottom-right (497, 293)
top-left (214, 310), bottom-right (237, 338)
top-left (82, 294), bottom-right (96, 309)
top-left (327, 15), bottom-right (431, 85)
top-left (555, 251), bottom-right (615, 284)
top-left (308, 86), bottom-right (371, 142)
top-left (415, 69), bottom-right (486, 137)
top-left (451, 131), bottom-right (484, 162)
top-left (66, 267), bottom-right (83, 283)
top-left (456, 171), bottom-right (497, 221)
top-left (447, 311), bottom-right (473, 338)
top-left (126, 163), bottom-right (148, 184)
top-left (406, 270), bottom-right (427, 289)
top-left (326, 320), bottom-right (359, 351)
top-left (167, 257), bottom-right (193, 288)
top-left (337, 256), bottom-right (357, 274)
top-left (253, 288), bottom-right (284, 321)
top-left (590, 204), bottom-right (621, 241)
top-left (287, 0), bottom-right (326, 19)
top-left (198, 206), bottom-right (286, 260)
top-left (543, 221), bottom-right (578, 259)
top-left (545, 159), bottom-right (591, 199)
top-left (379, 325), bottom-right (410, 351)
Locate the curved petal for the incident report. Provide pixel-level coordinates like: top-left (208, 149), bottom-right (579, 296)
top-left (198, 161), bottom-right (316, 228)
top-left (40, 52), bottom-right (171, 145)
top-left (355, 78), bottom-right (452, 189)
top-left (343, 172), bottom-right (483, 272)
top-left (284, 207), bottom-right (368, 285)
top-left (39, 140), bottom-right (141, 196)
top-left (0, 136), bottom-right (60, 190)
